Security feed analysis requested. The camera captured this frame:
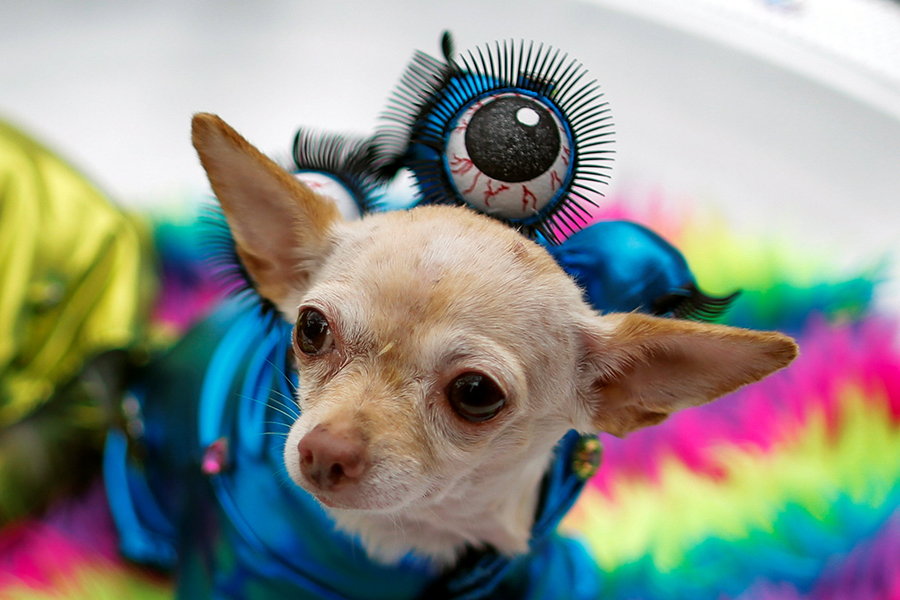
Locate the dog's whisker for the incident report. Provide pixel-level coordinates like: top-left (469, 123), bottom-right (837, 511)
top-left (256, 402), bottom-right (298, 422)
top-left (240, 393), bottom-right (300, 420)
top-left (389, 511), bottom-right (405, 539)
top-left (265, 388), bottom-right (302, 413)
top-left (265, 357), bottom-right (300, 394)
top-left (267, 389), bottom-right (301, 412)
top-left (274, 469), bottom-right (296, 490)
top-left (261, 425), bottom-right (290, 434)
top-left (269, 400), bottom-right (300, 420)
top-left (258, 385), bottom-right (299, 406)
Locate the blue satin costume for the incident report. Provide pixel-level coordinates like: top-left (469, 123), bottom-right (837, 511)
top-left (102, 220), bottom-right (711, 599)
top-left (105, 299), bottom-right (607, 600)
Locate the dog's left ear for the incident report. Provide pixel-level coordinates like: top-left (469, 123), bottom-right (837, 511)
top-left (577, 312), bottom-right (798, 437)
top-left (191, 113), bottom-right (342, 314)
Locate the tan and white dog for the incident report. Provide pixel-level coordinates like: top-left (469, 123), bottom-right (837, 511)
top-left (191, 112), bottom-right (798, 569)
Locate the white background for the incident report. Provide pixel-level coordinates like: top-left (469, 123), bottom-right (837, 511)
top-left (2, 0), bottom-right (899, 310)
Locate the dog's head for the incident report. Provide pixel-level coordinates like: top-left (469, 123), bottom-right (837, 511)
top-left (192, 113), bottom-right (797, 563)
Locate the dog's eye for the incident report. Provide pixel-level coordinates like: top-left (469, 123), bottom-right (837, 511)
top-left (295, 308), bottom-right (334, 355)
top-left (447, 373), bottom-right (505, 422)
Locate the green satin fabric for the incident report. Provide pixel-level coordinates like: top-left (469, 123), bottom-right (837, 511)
top-left (0, 118), bottom-right (156, 428)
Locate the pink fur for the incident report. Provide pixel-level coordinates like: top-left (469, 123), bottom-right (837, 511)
top-left (590, 315), bottom-right (900, 495)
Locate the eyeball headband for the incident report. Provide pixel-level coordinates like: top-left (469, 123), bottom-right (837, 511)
top-left (210, 32), bottom-right (737, 323)
top-left (371, 32), bottom-right (614, 243)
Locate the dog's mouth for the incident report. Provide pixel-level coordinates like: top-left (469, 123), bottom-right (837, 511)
top-left (304, 487), bottom-right (344, 509)
top-left (299, 480), bottom-right (408, 511)
top-left (291, 460), bottom-right (426, 513)
top-left (292, 473), bottom-right (369, 510)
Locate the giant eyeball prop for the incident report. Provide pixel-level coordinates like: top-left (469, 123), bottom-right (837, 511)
top-left (373, 34), bottom-right (615, 242)
top-left (446, 93), bottom-right (573, 219)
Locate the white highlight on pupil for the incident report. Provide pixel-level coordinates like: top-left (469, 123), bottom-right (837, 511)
top-left (516, 107), bottom-right (540, 127)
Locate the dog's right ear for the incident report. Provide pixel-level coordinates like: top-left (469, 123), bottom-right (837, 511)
top-left (576, 312), bottom-right (798, 437)
top-left (191, 113), bottom-right (342, 315)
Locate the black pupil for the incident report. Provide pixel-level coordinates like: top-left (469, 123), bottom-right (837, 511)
top-left (297, 309), bottom-right (329, 354)
top-left (449, 373), bottom-right (505, 422)
top-left (464, 96), bottom-right (560, 183)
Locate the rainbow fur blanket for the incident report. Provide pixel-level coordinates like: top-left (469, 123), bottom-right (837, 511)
top-left (1, 195), bottom-right (898, 600)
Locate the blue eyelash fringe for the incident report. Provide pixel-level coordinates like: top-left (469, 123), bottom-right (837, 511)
top-left (198, 203), bottom-right (282, 328)
top-left (372, 31), bottom-right (616, 243)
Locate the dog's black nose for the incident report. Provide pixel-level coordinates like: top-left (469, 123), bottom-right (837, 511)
top-left (297, 424), bottom-right (368, 491)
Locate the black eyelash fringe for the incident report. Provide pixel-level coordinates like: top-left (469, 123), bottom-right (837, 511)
top-left (371, 47), bottom-right (449, 177)
top-left (199, 203), bottom-right (281, 328)
top-left (651, 284), bottom-right (741, 322)
top-left (372, 32), bottom-right (615, 243)
top-left (291, 128), bottom-right (384, 213)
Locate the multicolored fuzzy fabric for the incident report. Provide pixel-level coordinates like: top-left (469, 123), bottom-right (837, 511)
top-left (1, 193), bottom-right (897, 599)
top-left (558, 198), bottom-right (899, 600)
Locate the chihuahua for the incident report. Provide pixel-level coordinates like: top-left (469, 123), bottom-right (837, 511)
top-left (190, 112), bottom-right (797, 570)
